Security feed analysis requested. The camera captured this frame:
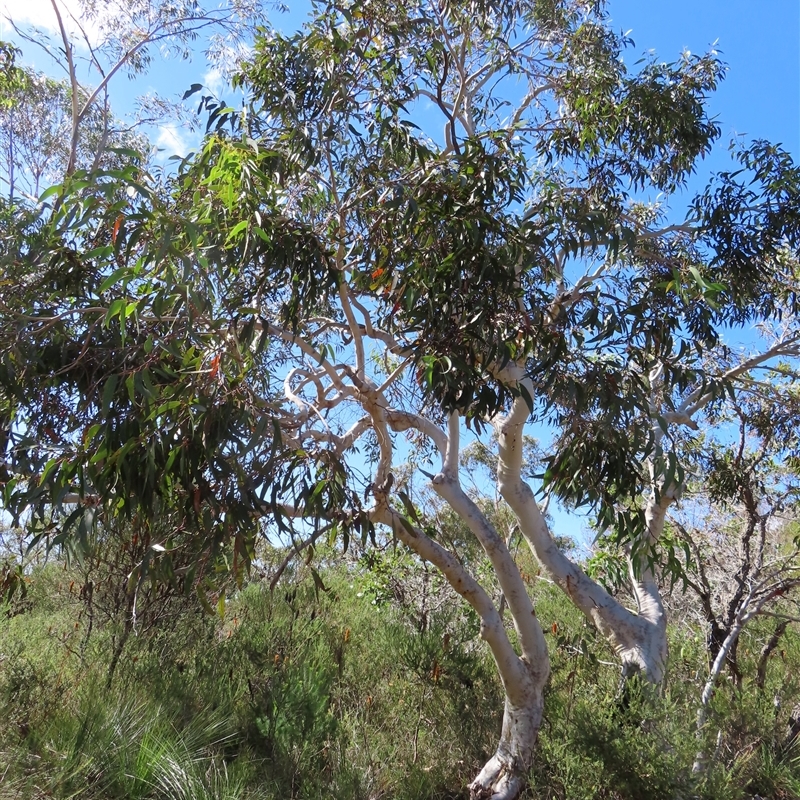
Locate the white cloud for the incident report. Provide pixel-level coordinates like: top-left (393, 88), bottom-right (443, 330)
top-left (0, 0), bottom-right (102, 46)
top-left (1, 0), bottom-right (64, 34)
top-left (155, 124), bottom-right (189, 159)
top-left (203, 67), bottom-right (226, 99)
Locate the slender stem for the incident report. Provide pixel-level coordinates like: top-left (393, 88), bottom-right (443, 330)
top-left (49, 0), bottom-right (80, 176)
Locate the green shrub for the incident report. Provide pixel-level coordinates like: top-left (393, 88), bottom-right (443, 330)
top-left (1, 555), bottom-right (799, 800)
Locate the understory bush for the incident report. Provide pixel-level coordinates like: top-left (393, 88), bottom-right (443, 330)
top-left (1, 553), bottom-right (798, 799)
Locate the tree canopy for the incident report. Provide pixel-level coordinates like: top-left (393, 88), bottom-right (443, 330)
top-left (2, 1), bottom-right (800, 797)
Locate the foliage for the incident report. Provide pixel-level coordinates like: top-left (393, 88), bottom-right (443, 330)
top-left (8, 0), bottom-right (796, 551)
top-left (0, 149), bottom-right (295, 578)
top-left (0, 42), bottom-right (25, 109)
top-left (0, 64), bottom-right (148, 200)
top-left (2, 0), bottom-right (800, 796)
top-left (1, 556), bottom-right (799, 799)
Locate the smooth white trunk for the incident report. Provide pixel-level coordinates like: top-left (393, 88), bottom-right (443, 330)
top-left (432, 469), bottom-right (548, 668)
top-left (375, 395), bottom-right (550, 799)
top-left (693, 608), bottom-right (750, 773)
top-left (493, 377), bottom-right (668, 683)
top-left (470, 689), bottom-right (544, 800)
top-left (372, 502), bottom-right (549, 800)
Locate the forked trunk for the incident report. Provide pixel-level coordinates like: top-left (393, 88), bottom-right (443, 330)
top-left (470, 674), bottom-right (545, 800)
top-left (494, 381), bottom-right (670, 688)
top-left (615, 626), bottom-right (667, 685)
top-left (375, 413), bottom-right (550, 800)
top-left (373, 502), bottom-right (548, 800)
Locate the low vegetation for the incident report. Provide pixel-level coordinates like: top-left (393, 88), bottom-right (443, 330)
top-left (2, 543), bottom-right (798, 799)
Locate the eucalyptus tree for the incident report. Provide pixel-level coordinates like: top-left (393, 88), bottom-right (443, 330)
top-left (0, 0), bottom-right (275, 578)
top-left (3, 1), bottom-right (800, 798)
top-left (0, 42), bottom-right (25, 106)
top-left (0, 65), bottom-right (148, 201)
top-left (5, 0), bottom-right (270, 184)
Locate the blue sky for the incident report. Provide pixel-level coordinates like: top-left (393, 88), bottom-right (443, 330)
top-left (2, 1), bottom-right (796, 166)
top-left (611, 1), bottom-right (798, 186)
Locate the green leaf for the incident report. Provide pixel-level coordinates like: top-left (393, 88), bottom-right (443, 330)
top-left (98, 267), bottom-right (130, 293)
top-left (105, 297), bottom-right (126, 326)
top-left (38, 184), bottom-right (62, 203)
top-left (39, 458), bottom-right (60, 487)
top-left (125, 374), bottom-right (136, 403)
top-left (396, 515), bottom-right (418, 538)
top-left (101, 375), bottom-right (118, 414)
top-left (196, 583), bottom-right (215, 615)
top-left (226, 219), bottom-right (249, 244)
top-left (397, 489), bottom-right (419, 523)
top-left (310, 566), bottom-right (328, 595)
